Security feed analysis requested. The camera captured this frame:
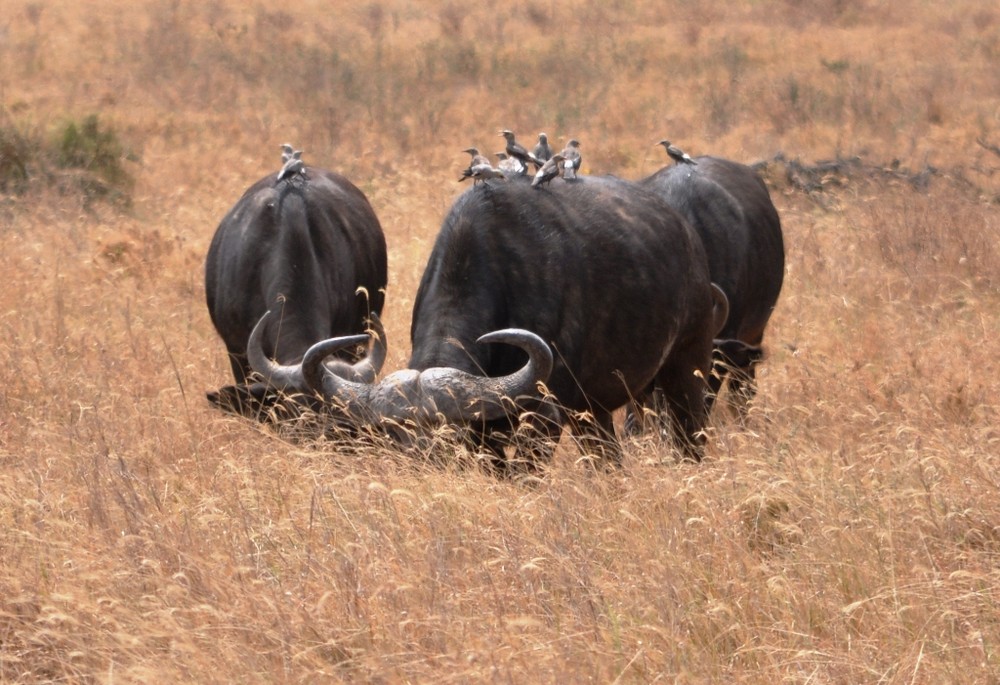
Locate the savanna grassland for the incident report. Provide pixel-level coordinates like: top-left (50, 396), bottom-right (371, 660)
top-left (1, 0), bottom-right (999, 682)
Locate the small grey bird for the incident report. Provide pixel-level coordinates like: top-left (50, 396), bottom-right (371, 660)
top-left (280, 143), bottom-right (295, 164)
top-left (558, 139), bottom-right (582, 180)
top-left (658, 139), bottom-right (697, 165)
top-left (531, 153), bottom-right (565, 188)
top-left (459, 147), bottom-right (504, 184)
top-left (458, 147), bottom-right (491, 182)
top-left (496, 151), bottom-right (527, 177)
top-left (532, 132), bottom-right (553, 163)
top-left (469, 163), bottom-right (506, 184)
top-left (277, 148), bottom-right (304, 181)
top-left (500, 129), bottom-right (542, 170)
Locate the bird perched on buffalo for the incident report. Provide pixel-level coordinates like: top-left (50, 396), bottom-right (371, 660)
top-left (558, 139), bottom-right (582, 180)
top-left (500, 129), bottom-right (542, 171)
top-left (658, 139), bottom-right (697, 165)
top-left (496, 152), bottom-right (527, 177)
top-left (531, 153), bottom-right (566, 188)
top-left (458, 147), bottom-right (488, 181)
top-left (459, 147), bottom-right (505, 184)
top-left (277, 147), bottom-right (305, 181)
top-left (280, 143), bottom-right (295, 163)
top-left (532, 133), bottom-right (553, 163)
top-left (470, 164), bottom-right (505, 183)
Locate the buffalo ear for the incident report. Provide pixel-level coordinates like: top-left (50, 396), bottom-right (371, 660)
top-left (709, 284), bottom-right (730, 337)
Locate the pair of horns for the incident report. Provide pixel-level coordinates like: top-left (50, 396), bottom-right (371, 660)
top-left (247, 311), bottom-right (553, 425)
top-left (247, 310), bottom-right (386, 392)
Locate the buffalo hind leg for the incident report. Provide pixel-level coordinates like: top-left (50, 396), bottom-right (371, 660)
top-left (481, 399), bottom-right (563, 479)
top-left (713, 339), bottom-right (764, 420)
top-left (656, 342), bottom-right (713, 461)
top-left (705, 356), bottom-right (728, 415)
top-left (569, 409), bottom-right (622, 470)
top-left (624, 383), bottom-right (658, 437)
top-left (726, 363), bottom-right (758, 420)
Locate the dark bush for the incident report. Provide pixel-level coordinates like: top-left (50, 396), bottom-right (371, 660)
top-left (54, 114), bottom-right (135, 206)
top-left (0, 121), bottom-right (33, 193)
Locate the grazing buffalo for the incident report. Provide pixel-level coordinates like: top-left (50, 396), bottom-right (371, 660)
top-left (641, 155), bottom-right (784, 415)
top-left (205, 165), bottom-right (388, 415)
top-left (251, 175), bottom-right (728, 471)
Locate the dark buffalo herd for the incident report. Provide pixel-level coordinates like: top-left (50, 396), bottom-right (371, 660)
top-left (249, 175), bottom-right (728, 472)
top-left (205, 165), bottom-right (387, 414)
top-left (205, 145), bottom-right (784, 473)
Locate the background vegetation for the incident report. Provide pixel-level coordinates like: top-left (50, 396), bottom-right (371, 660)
top-left (1, 0), bottom-right (998, 681)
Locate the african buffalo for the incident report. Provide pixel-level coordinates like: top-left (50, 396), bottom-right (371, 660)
top-left (641, 155), bottom-right (784, 415)
top-left (205, 164), bottom-right (388, 415)
top-left (250, 175), bottom-right (728, 471)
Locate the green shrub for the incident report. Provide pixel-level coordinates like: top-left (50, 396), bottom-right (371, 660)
top-left (54, 114), bottom-right (135, 206)
top-left (0, 113), bottom-right (136, 207)
top-left (0, 122), bottom-right (32, 193)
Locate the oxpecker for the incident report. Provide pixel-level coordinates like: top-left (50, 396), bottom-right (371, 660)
top-left (532, 133), bottom-right (553, 163)
top-left (496, 152), bottom-right (527, 177)
top-left (459, 147), bottom-right (504, 184)
top-left (658, 140), bottom-right (697, 165)
top-left (470, 164), bottom-right (506, 184)
top-left (531, 153), bottom-right (566, 188)
top-left (277, 148), bottom-right (305, 181)
top-left (558, 139), bottom-right (582, 180)
top-left (500, 130), bottom-right (542, 170)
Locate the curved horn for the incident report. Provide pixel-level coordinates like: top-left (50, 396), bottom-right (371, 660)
top-left (413, 328), bottom-right (553, 423)
top-left (709, 283), bottom-right (730, 337)
top-left (318, 313), bottom-right (387, 383)
top-left (301, 332), bottom-right (373, 400)
top-left (302, 327), bottom-right (553, 425)
top-left (247, 310), bottom-right (312, 392)
top-left (471, 328), bottom-right (553, 400)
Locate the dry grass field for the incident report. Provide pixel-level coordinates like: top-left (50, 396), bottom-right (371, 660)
top-left (2, 0), bottom-right (999, 682)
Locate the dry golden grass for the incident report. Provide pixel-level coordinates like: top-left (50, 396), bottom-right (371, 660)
top-left (2, 0), bottom-right (999, 681)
